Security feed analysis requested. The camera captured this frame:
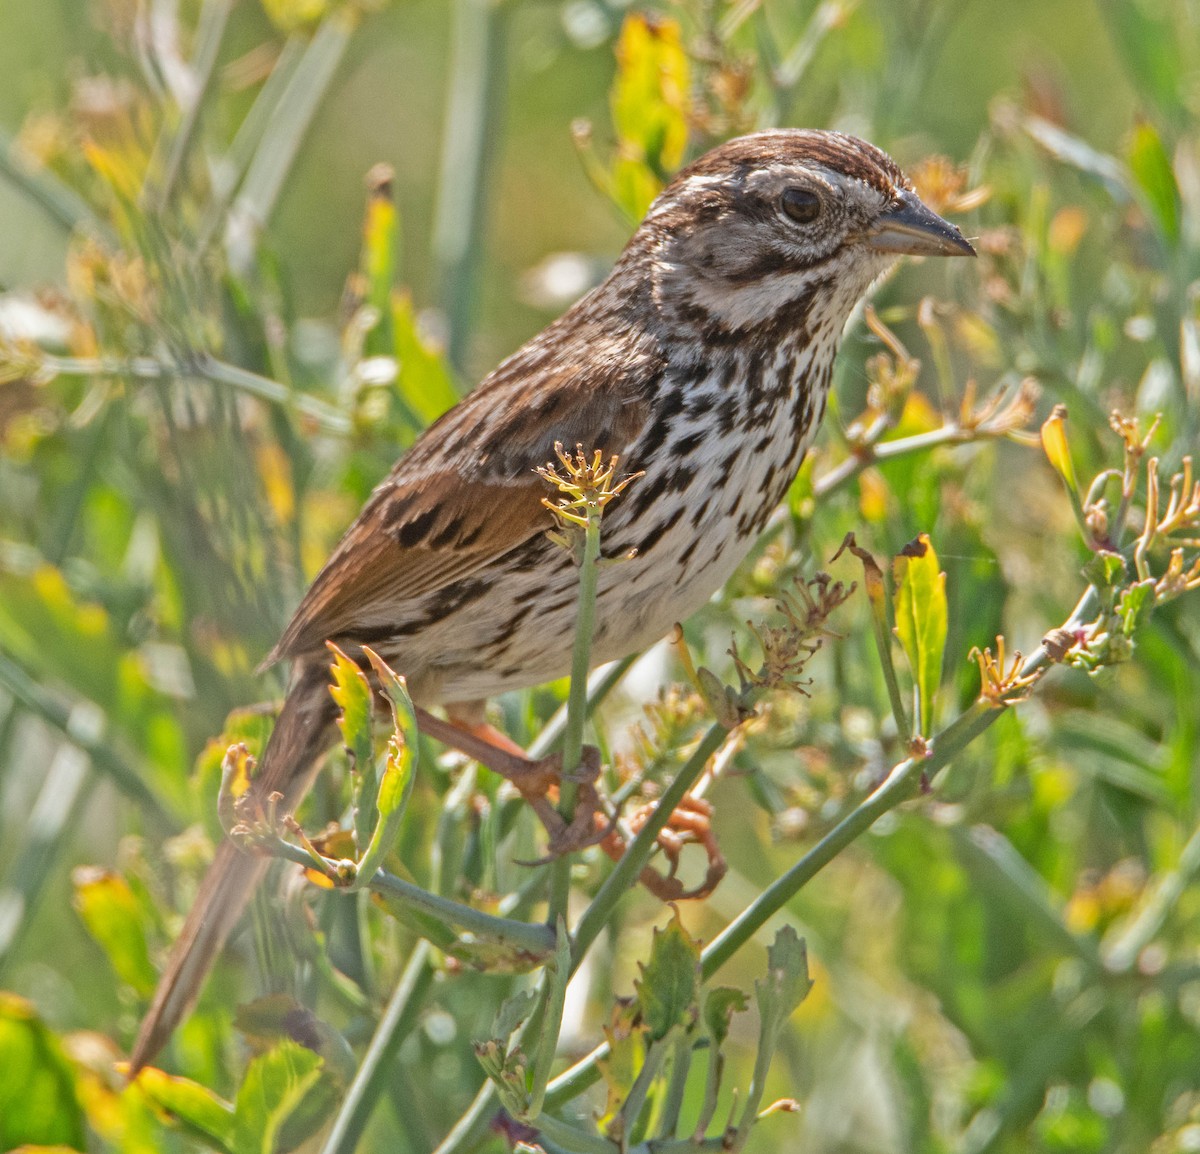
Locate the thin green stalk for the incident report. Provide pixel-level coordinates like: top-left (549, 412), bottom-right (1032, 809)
top-left (433, 0), bottom-right (509, 372)
top-left (534, 1113), bottom-right (615, 1154)
top-left (145, 0), bottom-right (234, 212)
top-left (0, 742), bottom-right (95, 973)
top-left (230, 11), bottom-right (354, 252)
top-left (1103, 818), bottom-right (1200, 971)
top-left (267, 834), bottom-right (557, 959)
top-left (432, 1075), bottom-right (497, 1154)
top-left (195, 35), bottom-right (305, 253)
top-left (656, 1033), bottom-right (692, 1141)
top-left (561, 514), bottom-right (603, 781)
top-left (548, 506), bottom-right (603, 923)
top-left (812, 420), bottom-right (1011, 501)
top-left (529, 655), bottom-right (636, 759)
top-left (0, 653), bottom-right (178, 830)
top-left (866, 584), bottom-right (911, 741)
top-left (44, 353), bottom-right (351, 434)
top-left (0, 126), bottom-right (108, 238)
top-left (319, 941), bottom-right (435, 1154)
top-left (701, 699), bottom-right (993, 979)
top-left (529, 920), bottom-right (571, 1118)
top-left (617, 1041), bottom-right (670, 1142)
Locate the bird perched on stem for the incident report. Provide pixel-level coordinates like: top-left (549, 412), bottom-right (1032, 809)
top-left (132, 128), bottom-right (974, 1071)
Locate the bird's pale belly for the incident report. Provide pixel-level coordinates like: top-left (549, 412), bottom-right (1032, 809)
top-left (412, 412), bottom-right (816, 705)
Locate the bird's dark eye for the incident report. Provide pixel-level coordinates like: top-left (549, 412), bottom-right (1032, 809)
top-left (780, 187), bottom-right (821, 225)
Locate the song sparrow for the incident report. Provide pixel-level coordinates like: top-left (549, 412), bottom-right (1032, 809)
top-left (131, 128), bottom-right (973, 1069)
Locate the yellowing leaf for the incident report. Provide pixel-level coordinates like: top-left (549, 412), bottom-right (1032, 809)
top-left (326, 642), bottom-right (374, 778)
top-left (610, 13), bottom-right (690, 218)
top-left (71, 867), bottom-right (157, 996)
top-left (392, 291), bottom-right (459, 427)
top-left (0, 994), bottom-right (86, 1151)
top-left (858, 468), bottom-right (891, 522)
top-left (1040, 404), bottom-right (1079, 495)
top-left (133, 1067), bottom-right (235, 1152)
top-left (893, 534), bottom-right (948, 736)
top-left (355, 647), bottom-right (418, 883)
top-left (255, 442), bottom-right (295, 526)
top-left (597, 1002), bottom-right (647, 1133)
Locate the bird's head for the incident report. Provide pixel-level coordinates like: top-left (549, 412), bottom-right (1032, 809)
top-left (638, 129), bottom-right (975, 340)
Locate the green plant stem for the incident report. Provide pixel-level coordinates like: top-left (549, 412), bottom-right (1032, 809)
top-left (265, 837), bottom-right (556, 959)
top-left (319, 941), bottom-right (435, 1154)
top-left (0, 652), bottom-right (178, 830)
top-left (1103, 817), bottom-right (1200, 971)
top-left (354, 871), bottom-right (555, 960)
top-left (534, 1113), bottom-right (615, 1154)
top-left (145, 0), bottom-right (233, 212)
top-left (572, 722), bottom-right (730, 963)
top-left (865, 582), bottom-right (911, 741)
top-left (0, 126), bottom-right (109, 238)
top-left (701, 699), bottom-right (998, 979)
top-left (433, 0), bottom-right (509, 372)
top-left (549, 507), bottom-right (603, 924)
top-left (529, 655), bottom-right (636, 759)
top-left (433, 1075), bottom-right (497, 1154)
top-left (812, 420), bottom-right (1015, 500)
top-left (546, 584), bottom-right (1102, 1112)
top-left (230, 11), bottom-right (354, 254)
top-left (44, 353), bottom-right (351, 433)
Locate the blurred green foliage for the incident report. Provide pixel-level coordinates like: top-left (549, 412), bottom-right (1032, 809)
top-left (1, 1), bottom-right (1199, 1152)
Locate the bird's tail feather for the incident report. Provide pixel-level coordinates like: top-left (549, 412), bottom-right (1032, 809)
top-left (130, 659), bottom-right (336, 1073)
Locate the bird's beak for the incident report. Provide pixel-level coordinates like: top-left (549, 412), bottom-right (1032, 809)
top-left (866, 189), bottom-right (976, 258)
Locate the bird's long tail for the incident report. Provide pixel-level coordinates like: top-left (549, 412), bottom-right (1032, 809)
top-left (130, 659), bottom-right (336, 1073)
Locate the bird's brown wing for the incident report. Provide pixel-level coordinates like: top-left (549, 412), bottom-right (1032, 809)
top-left (267, 355), bottom-right (655, 665)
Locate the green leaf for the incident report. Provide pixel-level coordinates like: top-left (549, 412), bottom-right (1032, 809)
top-left (1098, 1), bottom-right (1187, 124)
top-left (1127, 120), bottom-right (1181, 245)
top-left (892, 534), bottom-right (948, 736)
top-left (636, 913), bottom-right (701, 1041)
top-left (230, 1041), bottom-right (324, 1154)
top-left (703, 987), bottom-right (748, 1048)
top-left (71, 866), bottom-right (157, 996)
top-left (392, 292), bottom-right (459, 428)
top-left (755, 925), bottom-right (812, 1031)
top-left (326, 643), bottom-right (374, 779)
top-left (736, 926), bottom-right (812, 1145)
top-left (1023, 116), bottom-right (1132, 204)
top-left (1117, 579), bottom-right (1156, 638)
top-left (134, 1066), bottom-right (236, 1153)
top-left (955, 825), bottom-right (1102, 966)
top-left (491, 989), bottom-right (538, 1044)
top-left (1082, 550), bottom-right (1127, 593)
top-left (0, 993), bottom-right (86, 1151)
top-left (234, 995), bottom-right (357, 1086)
top-left (356, 647), bottom-right (418, 885)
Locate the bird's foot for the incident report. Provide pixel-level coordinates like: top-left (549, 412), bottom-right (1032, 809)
top-left (601, 794), bottom-right (728, 901)
top-left (415, 707), bottom-right (611, 855)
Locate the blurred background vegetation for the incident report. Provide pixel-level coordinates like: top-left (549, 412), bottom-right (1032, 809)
top-left (1, 0), bottom-right (1199, 1152)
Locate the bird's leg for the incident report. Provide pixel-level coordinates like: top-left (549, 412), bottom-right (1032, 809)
top-left (414, 706), bottom-right (610, 854)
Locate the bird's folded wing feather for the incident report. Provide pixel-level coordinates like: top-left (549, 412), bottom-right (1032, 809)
top-left (266, 356), bottom-right (655, 664)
